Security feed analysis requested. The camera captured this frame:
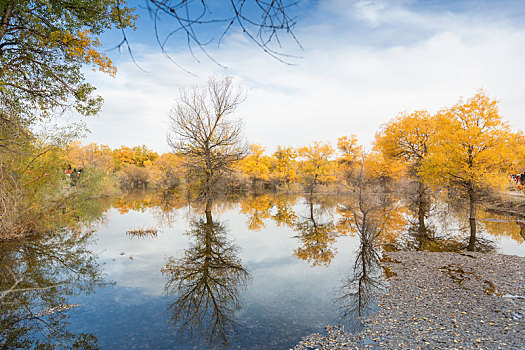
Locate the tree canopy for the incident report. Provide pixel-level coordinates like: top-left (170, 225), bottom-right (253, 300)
top-left (0, 0), bottom-right (135, 119)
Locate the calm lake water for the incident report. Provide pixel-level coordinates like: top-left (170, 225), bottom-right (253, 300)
top-left (1, 192), bottom-right (524, 349)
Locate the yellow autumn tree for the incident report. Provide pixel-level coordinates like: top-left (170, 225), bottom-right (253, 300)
top-left (374, 110), bottom-right (437, 175)
top-left (374, 110), bottom-right (438, 236)
top-left (236, 144), bottom-right (272, 190)
top-left (271, 146), bottom-right (298, 188)
top-left (336, 135), bottom-right (363, 183)
top-left (363, 151), bottom-right (406, 186)
top-left (297, 142), bottom-right (337, 195)
top-left (67, 142), bottom-right (115, 173)
top-left (149, 153), bottom-right (184, 191)
top-left (421, 90), bottom-right (516, 251)
top-left (113, 146), bottom-right (136, 170)
top-left (132, 145), bottom-right (159, 167)
top-left (512, 131), bottom-right (525, 175)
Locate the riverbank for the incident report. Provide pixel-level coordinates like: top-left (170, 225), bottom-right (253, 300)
top-left (293, 251), bottom-right (525, 349)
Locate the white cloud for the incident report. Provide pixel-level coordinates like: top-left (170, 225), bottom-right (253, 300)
top-left (76, 1), bottom-right (525, 154)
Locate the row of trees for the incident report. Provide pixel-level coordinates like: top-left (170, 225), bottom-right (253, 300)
top-left (65, 138), bottom-right (356, 193)
top-left (164, 78), bottom-right (524, 252)
top-left (64, 79), bottom-right (525, 255)
top-left (374, 91), bottom-right (524, 251)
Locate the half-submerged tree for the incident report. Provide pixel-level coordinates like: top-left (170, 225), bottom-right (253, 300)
top-left (297, 141), bottom-right (337, 196)
top-left (168, 77), bottom-right (246, 197)
top-left (421, 91), bottom-right (516, 251)
top-left (374, 110), bottom-right (438, 240)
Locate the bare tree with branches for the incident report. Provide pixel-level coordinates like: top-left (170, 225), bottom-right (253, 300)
top-left (167, 76), bottom-right (246, 197)
top-left (122, 0), bottom-right (301, 68)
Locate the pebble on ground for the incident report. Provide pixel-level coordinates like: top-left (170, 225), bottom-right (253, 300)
top-left (293, 251), bottom-right (525, 350)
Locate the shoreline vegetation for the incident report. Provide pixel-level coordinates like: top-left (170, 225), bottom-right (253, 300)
top-left (3, 84), bottom-right (525, 248)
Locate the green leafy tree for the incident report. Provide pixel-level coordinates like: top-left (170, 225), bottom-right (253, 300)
top-left (0, 0), bottom-right (135, 118)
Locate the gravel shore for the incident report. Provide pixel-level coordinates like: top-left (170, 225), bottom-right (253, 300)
top-left (293, 251), bottom-right (525, 350)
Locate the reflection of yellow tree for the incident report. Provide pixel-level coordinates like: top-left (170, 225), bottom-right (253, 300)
top-left (112, 191), bottom-right (187, 215)
top-left (337, 191), bottom-right (407, 245)
top-left (337, 178), bottom-right (401, 319)
top-left (478, 211), bottom-right (524, 244)
top-left (161, 199), bottom-right (251, 345)
top-left (293, 201), bottom-right (338, 267)
top-left (113, 192), bottom-right (156, 214)
top-left (239, 194), bottom-right (273, 231)
top-left (336, 219), bottom-right (383, 320)
top-left (271, 195), bottom-right (298, 228)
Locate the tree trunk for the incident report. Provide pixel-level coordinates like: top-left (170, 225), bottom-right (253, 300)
top-left (417, 180), bottom-right (428, 236)
top-left (0, 1), bottom-right (14, 44)
top-left (205, 197), bottom-right (212, 224)
top-left (204, 148), bottom-right (213, 198)
top-left (467, 183), bottom-right (477, 252)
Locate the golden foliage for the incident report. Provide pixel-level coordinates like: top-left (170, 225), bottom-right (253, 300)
top-left (239, 194), bottom-right (273, 231)
top-left (45, 30), bottom-right (117, 76)
top-left (363, 151), bottom-right (406, 182)
top-left (271, 146), bottom-right (298, 186)
top-left (67, 141), bottom-right (115, 173)
top-left (297, 142), bottom-right (337, 190)
top-left (337, 135), bottom-right (362, 167)
top-left (374, 110), bottom-right (437, 175)
top-left (235, 144), bottom-right (272, 184)
top-left (421, 90), bottom-right (516, 192)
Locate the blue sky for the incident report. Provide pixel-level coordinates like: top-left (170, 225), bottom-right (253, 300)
top-left (69, 0), bottom-right (525, 153)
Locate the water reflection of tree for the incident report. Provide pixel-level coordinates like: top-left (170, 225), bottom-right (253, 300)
top-left (402, 178), bottom-right (437, 250)
top-left (238, 194), bottom-right (299, 231)
top-left (272, 194), bottom-right (298, 228)
top-left (336, 221), bottom-right (383, 321)
top-left (336, 173), bottom-right (403, 322)
top-left (0, 229), bottom-right (105, 349)
top-left (412, 200), bottom-right (498, 252)
top-left (293, 197), bottom-right (338, 267)
top-left (162, 198), bottom-right (251, 346)
top-left (239, 194), bottom-right (273, 231)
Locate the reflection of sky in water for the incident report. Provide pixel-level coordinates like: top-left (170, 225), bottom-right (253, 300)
top-left (65, 198), bottom-right (524, 349)
top-left (68, 203), bottom-right (361, 349)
